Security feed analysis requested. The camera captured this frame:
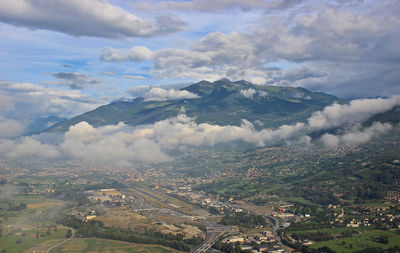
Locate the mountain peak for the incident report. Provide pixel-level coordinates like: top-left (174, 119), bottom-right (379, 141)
top-left (46, 80), bottom-right (339, 133)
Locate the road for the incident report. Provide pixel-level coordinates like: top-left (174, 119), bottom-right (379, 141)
top-left (128, 186), bottom-right (232, 253)
top-left (192, 231), bottom-right (224, 253)
top-left (25, 227), bottom-right (75, 253)
top-left (264, 215), bottom-right (286, 249)
top-left (230, 203), bottom-right (287, 252)
top-left (191, 222), bottom-right (232, 253)
top-left (45, 227), bottom-right (75, 253)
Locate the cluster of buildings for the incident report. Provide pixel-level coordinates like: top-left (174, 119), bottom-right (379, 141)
top-left (222, 230), bottom-right (286, 253)
top-left (84, 188), bottom-right (132, 207)
top-left (327, 204), bottom-right (400, 229)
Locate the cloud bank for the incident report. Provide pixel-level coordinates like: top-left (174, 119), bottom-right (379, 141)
top-left (1, 96), bottom-right (399, 168)
top-left (321, 122), bottom-right (393, 148)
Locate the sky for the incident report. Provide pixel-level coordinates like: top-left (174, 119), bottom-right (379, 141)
top-left (1, 1), bottom-right (400, 116)
top-left (1, 0), bottom-right (400, 167)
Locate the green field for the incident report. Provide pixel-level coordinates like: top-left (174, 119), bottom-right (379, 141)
top-left (287, 226), bottom-right (373, 235)
top-left (281, 197), bottom-right (322, 207)
top-left (50, 238), bottom-right (180, 253)
top-left (0, 194), bottom-right (68, 226)
top-left (0, 227), bottom-right (68, 253)
top-left (309, 229), bottom-right (400, 252)
top-left (0, 192), bottom-right (72, 253)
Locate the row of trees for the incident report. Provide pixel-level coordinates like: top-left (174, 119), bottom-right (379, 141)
top-left (61, 215), bottom-right (201, 251)
top-left (220, 212), bottom-right (267, 228)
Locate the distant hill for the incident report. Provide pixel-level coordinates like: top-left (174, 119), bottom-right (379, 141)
top-left (26, 115), bottom-right (67, 135)
top-left (46, 79), bottom-right (340, 132)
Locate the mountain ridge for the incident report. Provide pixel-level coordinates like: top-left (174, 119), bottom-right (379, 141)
top-left (46, 79), bottom-right (340, 133)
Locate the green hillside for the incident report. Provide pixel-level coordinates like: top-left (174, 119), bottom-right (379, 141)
top-left (46, 79), bottom-right (339, 132)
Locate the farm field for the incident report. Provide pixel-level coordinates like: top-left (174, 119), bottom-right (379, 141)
top-left (308, 229), bottom-right (400, 252)
top-left (0, 191), bottom-right (72, 253)
top-left (93, 208), bottom-right (150, 230)
top-left (49, 238), bottom-right (181, 253)
top-left (0, 227), bottom-right (68, 253)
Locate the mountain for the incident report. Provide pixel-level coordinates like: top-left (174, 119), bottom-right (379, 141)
top-left (26, 115), bottom-right (67, 135)
top-left (46, 79), bottom-right (340, 132)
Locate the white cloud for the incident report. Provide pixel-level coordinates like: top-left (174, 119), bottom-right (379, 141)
top-left (0, 80), bottom-right (105, 123)
top-left (340, 122), bottom-right (392, 146)
top-left (1, 137), bottom-right (60, 159)
top-left (240, 88), bottom-right (257, 98)
top-left (321, 122), bottom-right (393, 147)
top-left (143, 87), bottom-right (200, 101)
top-left (60, 121), bottom-right (170, 165)
top-left (122, 75), bottom-right (146, 80)
top-left (0, 117), bottom-right (25, 138)
top-left (0, 0), bottom-right (185, 38)
top-left (101, 46), bottom-right (154, 62)
top-left (0, 96), bottom-right (398, 167)
top-left (102, 1), bottom-right (400, 97)
top-left (102, 31), bottom-right (264, 82)
top-left (320, 133), bottom-right (339, 148)
top-left (240, 88), bottom-right (268, 98)
top-left (308, 96), bottom-right (400, 131)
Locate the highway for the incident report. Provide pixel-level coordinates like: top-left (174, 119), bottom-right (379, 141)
top-left (230, 203), bottom-right (287, 252)
top-left (192, 231), bottom-right (223, 253)
top-left (191, 222), bottom-right (232, 253)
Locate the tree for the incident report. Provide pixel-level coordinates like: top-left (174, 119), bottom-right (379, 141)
top-left (208, 206), bottom-right (219, 215)
top-left (66, 229), bottom-right (72, 238)
top-left (317, 246), bottom-right (336, 253)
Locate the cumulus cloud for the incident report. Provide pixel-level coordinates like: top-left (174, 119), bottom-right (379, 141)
top-left (60, 122), bottom-right (170, 165)
top-left (0, 80), bottom-right (105, 125)
top-left (103, 1), bottom-right (400, 97)
top-left (0, 0), bottom-right (185, 38)
top-left (144, 87), bottom-right (200, 101)
top-left (308, 96), bottom-right (400, 131)
top-left (1, 96), bottom-right (399, 167)
top-left (102, 31), bottom-right (264, 82)
top-left (101, 46), bottom-right (154, 62)
top-left (0, 137), bottom-right (60, 159)
top-left (321, 122), bottom-right (393, 147)
top-left (268, 67), bottom-right (328, 87)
